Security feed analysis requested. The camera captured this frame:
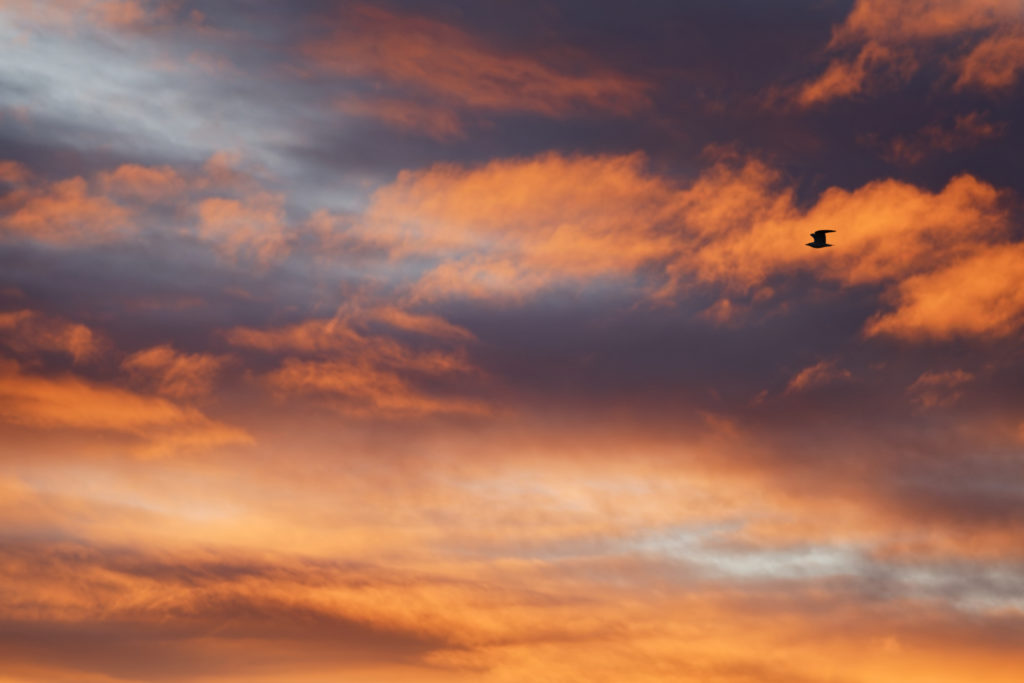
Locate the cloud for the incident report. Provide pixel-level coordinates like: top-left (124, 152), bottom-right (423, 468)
top-left (955, 26), bottom-right (1024, 90)
top-left (226, 308), bottom-right (484, 417)
top-left (265, 358), bottom-right (487, 417)
top-left (876, 112), bottom-right (1006, 164)
top-left (0, 0), bottom-right (112, 32)
top-left (0, 404), bottom-right (1022, 681)
top-left (5, 3), bottom-right (1024, 681)
top-left (0, 0), bottom-right (196, 33)
top-left (0, 359), bottom-right (250, 457)
top-left (907, 369), bottom-right (975, 409)
top-left (674, 166), bottom-right (1008, 292)
top-left (0, 154), bottom-right (294, 261)
top-left (0, 160), bottom-right (31, 185)
top-left (0, 310), bottom-right (99, 363)
top-left (832, 0), bottom-right (1018, 42)
top-left (797, 41), bottom-right (916, 106)
top-left (98, 163), bottom-right (186, 201)
top-left (10, 147), bottom-right (1008, 351)
top-left (865, 243), bottom-right (1024, 340)
top-left (188, 151), bottom-right (248, 191)
top-left (196, 192), bottom-right (290, 264)
top-left (0, 541), bottom-right (451, 680)
top-left (366, 306), bottom-right (476, 341)
top-left (785, 360), bottom-right (853, 394)
top-left (304, 5), bottom-right (649, 136)
top-left (796, 0), bottom-right (1024, 105)
top-left (334, 95), bottom-right (464, 140)
top-left (359, 152), bottom-right (680, 300)
top-left (180, 155), bottom-right (295, 263)
top-left (121, 345), bottom-right (230, 398)
top-left (359, 150), bottom-right (1015, 342)
top-left (225, 316), bottom-right (382, 355)
top-left (92, 0), bottom-right (146, 29)
top-left (3, 533), bottom-right (1022, 683)
top-left (0, 176), bottom-right (132, 244)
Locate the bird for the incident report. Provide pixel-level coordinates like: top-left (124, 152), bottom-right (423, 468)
top-left (806, 229), bottom-right (835, 248)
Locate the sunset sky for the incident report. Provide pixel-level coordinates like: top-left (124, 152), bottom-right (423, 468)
top-left (2, 1), bottom-right (1024, 681)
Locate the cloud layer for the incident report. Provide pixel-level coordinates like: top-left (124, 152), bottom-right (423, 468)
top-left (1, 0), bottom-right (1023, 681)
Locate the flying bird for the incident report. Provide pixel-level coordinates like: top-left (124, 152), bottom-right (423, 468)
top-left (806, 229), bottom-right (835, 248)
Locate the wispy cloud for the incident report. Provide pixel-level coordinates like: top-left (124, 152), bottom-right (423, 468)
top-left (0, 359), bottom-right (250, 457)
top-left (304, 5), bottom-right (650, 136)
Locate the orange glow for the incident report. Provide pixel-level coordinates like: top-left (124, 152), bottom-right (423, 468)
top-left (2, 1), bottom-right (1023, 680)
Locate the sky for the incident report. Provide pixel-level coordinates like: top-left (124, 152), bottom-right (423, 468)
top-left (1, 0), bottom-right (1024, 681)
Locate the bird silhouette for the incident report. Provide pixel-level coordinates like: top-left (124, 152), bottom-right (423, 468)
top-left (806, 230), bottom-right (835, 248)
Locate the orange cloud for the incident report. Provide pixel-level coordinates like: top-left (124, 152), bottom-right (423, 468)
top-left (226, 309), bottom-right (483, 417)
top-left (955, 26), bottom-right (1024, 90)
top-left (335, 95), bottom-right (464, 140)
top-left (0, 310), bottom-right (99, 363)
top-left (878, 112), bottom-right (1006, 164)
top-left (0, 155), bottom-right (292, 257)
top-left (0, 176), bottom-right (132, 244)
top-left (226, 316), bottom-right (375, 355)
top-left (798, 42), bottom-right (916, 106)
top-left (94, 0), bottom-right (145, 28)
top-left (196, 192), bottom-right (290, 263)
top-left (0, 539), bottom-right (455, 680)
top-left (2, 526), bottom-right (1023, 683)
top-left (304, 5), bottom-right (649, 135)
top-left (865, 242), bottom-right (1024, 340)
top-left (359, 151), bottom-right (1014, 343)
top-left (266, 358), bottom-right (486, 417)
top-left (360, 152), bottom-right (680, 300)
top-left (663, 163), bottom-right (1017, 341)
top-left (675, 167), bottom-right (1007, 291)
top-left (0, 159), bottom-right (31, 185)
top-left (0, 359), bottom-right (250, 457)
top-left (194, 150), bottom-right (255, 192)
top-left (832, 0), bottom-right (1015, 44)
top-left (367, 306), bottom-right (476, 341)
top-left (785, 360), bottom-right (853, 394)
top-left (906, 369), bottom-right (974, 409)
top-left (121, 344), bottom-right (230, 398)
top-left (0, 0), bottom-right (187, 33)
top-left (797, 0), bottom-right (1024, 104)
top-left (0, 407), bottom-right (1022, 681)
top-left (98, 162), bottom-right (186, 201)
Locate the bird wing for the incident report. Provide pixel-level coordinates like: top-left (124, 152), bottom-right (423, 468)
top-left (810, 230), bottom-right (835, 239)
